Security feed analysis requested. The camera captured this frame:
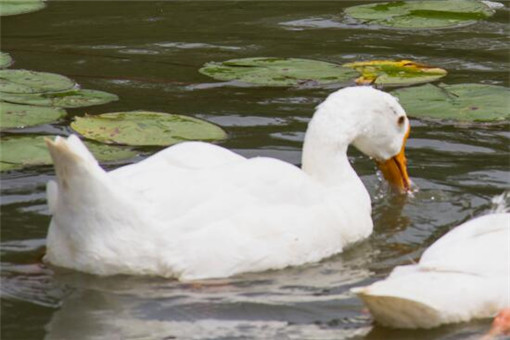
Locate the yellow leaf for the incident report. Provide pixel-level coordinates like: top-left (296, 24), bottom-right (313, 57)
top-left (343, 60), bottom-right (447, 86)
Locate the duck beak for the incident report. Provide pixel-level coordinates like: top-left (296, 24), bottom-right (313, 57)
top-left (377, 126), bottom-right (411, 194)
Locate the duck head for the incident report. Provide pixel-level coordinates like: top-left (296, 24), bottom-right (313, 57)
top-left (303, 86), bottom-right (411, 193)
top-left (350, 88), bottom-right (411, 193)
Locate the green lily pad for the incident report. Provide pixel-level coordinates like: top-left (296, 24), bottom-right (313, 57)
top-left (391, 83), bottom-right (510, 122)
top-left (0, 162), bottom-right (19, 172)
top-left (70, 111), bottom-right (227, 146)
top-left (0, 52), bottom-right (13, 69)
top-left (0, 0), bottom-right (46, 17)
top-left (199, 57), bottom-right (359, 87)
top-left (343, 60), bottom-right (447, 86)
top-left (0, 89), bottom-right (119, 108)
top-left (0, 69), bottom-right (76, 94)
top-left (344, 0), bottom-right (495, 29)
top-left (0, 135), bottom-right (138, 171)
top-left (0, 102), bottom-right (66, 129)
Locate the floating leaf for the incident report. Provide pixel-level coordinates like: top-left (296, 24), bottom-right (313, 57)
top-left (70, 111), bottom-right (227, 146)
top-left (0, 102), bottom-right (66, 129)
top-left (199, 57), bottom-right (359, 87)
top-left (0, 162), bottom-right (19, 172)
top-left (343, 60), bottom-right (447, 86)
top-left (0, 135), bottom-right (138, 171)
top-left (344, 0), bottom-right (495, 29)
top-left (85, 141), bottom-right (138, 163)
top-left (0, 0), bottom-right (46, 17)
top-left (0, 89), bottom-right (119, 108)
top-left (0, 69), bottom-right (76, 94)
top-left (0, 52), bottom-right (13, 69)
top-left (391, 83), bottom-right (510, 122)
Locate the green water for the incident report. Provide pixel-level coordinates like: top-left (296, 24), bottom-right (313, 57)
top-left (1, 1), bottom-right (509, 339)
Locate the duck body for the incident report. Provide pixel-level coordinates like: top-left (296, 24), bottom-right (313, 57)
top-left (352, 213), bottom-right (510, 329)
top-left (45, 87), bottom-right (410, 281)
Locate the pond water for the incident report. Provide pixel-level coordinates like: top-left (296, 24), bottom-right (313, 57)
top-left (1, 1), bottom-right (509, 339)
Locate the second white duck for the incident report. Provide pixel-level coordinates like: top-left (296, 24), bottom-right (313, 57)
top-left (44, 86), bottom-right (411, 281)
top-left (352, 212), bottom-right (510, 329)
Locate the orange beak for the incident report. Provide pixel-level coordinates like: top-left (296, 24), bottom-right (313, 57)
top-left (376, 126), bottom-right (411, 194)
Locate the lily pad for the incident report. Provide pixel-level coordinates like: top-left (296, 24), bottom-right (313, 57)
top-left (199, 57), bottom-right (359, 87)
top-left (0, 69), bottom-right (76, 94)
top-left (391, 83), bottom-right (510, 122)
top-left (70, 111), bottom-right (227, 146)
top-left (0, 89), bottom-right (119, 108)
top-left (0, 135), bottom-right (138, 171)
top-left (343, 60), bottom-right (447, 86)
top-left (0, 52), bottom-right (13, 69)
top-left (0, 0), bottom-right (46, 17)
top-left (0, 102), bottom-right (66, 129)
top-left (344, 0), bottom-right (495, 29)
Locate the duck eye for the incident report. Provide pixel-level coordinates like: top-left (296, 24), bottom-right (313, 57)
top-left (397, 116), bottom-right (405, 126)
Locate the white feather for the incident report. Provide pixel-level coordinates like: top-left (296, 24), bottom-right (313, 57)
top-left (352, 213), bottom-right (510, 329)
top-left (44, 86), bottom-right (409, 281)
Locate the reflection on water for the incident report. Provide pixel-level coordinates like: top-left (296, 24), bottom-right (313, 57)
top-left (1, 1), bottom-right (508, 339)
top-left (3, 240), bottom-right (374, 339)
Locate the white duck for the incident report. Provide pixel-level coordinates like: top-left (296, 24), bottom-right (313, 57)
top-left (44, 86), bottom-right (411, 281)
top-left (352, 212), bottom-right (510, 329)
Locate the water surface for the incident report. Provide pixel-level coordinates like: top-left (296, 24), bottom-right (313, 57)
top-left (1, 1), bottom-right (509, 339)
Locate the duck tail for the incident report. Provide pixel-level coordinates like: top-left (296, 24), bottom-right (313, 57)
top-left (45, 135), bottom-right (106, 213)
top-left (45, 134), bottom-right (97, 165)
top-left (490, 191), bottom-right (510, 214)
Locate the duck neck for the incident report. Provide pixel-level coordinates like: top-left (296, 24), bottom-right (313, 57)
top-left (301, 100), bottom-right (367, 188)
